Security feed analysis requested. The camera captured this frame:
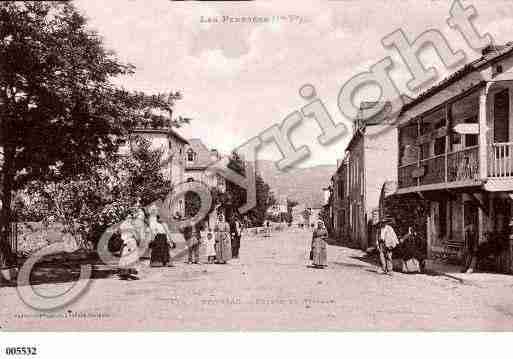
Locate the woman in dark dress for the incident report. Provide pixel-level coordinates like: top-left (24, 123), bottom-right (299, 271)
top-left (310, 220), bottom-right (328, 268)
top-left (149, 210), bottom-right (175, 267)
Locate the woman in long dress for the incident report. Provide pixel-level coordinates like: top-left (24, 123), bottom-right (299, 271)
top-left (118, 213), bottom-right (139, 280)
top-left (133, 208), bottom-right (151, 260)
top-left (149, 207), bottom-right (175, 267)
top-left (204, 227), bottom-right (216, 263)
top-left (310, 220), bottom-right (328, 268)
top-left (214, 213), bottom-right (232, 264)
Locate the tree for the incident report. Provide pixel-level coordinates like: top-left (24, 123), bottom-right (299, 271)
top-left (319, 204), bottom-right (333, 236)
top-left (0, 2), bottom-right (187, 266)
top-left (24, 135), bottom-right (173, 249)
top-left (224, 153), bottom-right (276, 226)
top-left (125, 135), bottom-right (172, 206)
top-left (224, 152), bottom-right (247, 219)
top-left (285, 199), bottom-right (299, 224)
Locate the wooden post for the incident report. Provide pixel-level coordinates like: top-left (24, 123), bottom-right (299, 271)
top-left (479, 84), bottom-right (491, 180)
top-left (417, 118), bottom-right (421, 187)
top-left (445, 103), bottom-right (450, 183)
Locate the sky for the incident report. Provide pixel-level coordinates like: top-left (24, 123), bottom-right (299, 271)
top-left (74, 0), bottom-right (513, 169)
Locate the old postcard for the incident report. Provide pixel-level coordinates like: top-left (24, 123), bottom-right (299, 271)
top-left (1, 0), bottom-right (513, 340)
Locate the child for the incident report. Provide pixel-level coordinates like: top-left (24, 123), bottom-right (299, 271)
top-left (204, 228), bottom-right (216, 264)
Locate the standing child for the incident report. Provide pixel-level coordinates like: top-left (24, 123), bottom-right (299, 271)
top-left (205, 228), bottom-right (216, 264)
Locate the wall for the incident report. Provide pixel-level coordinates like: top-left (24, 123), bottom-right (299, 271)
top-left (346, 135), bottom-right (365, 248)
top-left (364, 125), bottom-right (398, 220)
top-left (184, 169), bottom-right (226, 192)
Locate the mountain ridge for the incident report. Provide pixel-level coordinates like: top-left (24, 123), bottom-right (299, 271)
top-left (253, 160), bottom-right (336, 208)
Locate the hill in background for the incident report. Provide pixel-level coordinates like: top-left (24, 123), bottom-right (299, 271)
top-left (255, 160), bottom-right (336, 208)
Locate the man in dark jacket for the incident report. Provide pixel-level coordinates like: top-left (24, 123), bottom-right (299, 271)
top-left (229, 217), bottom-right (241, 259)
top-left (462, 223), bottom-right (478, 273)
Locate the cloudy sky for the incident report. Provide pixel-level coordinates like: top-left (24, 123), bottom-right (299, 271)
top-left (74, 0), bottom-right (513, 169)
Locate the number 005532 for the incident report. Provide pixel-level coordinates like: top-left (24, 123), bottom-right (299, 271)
top-left (5, 347), bottom-right (37, 356)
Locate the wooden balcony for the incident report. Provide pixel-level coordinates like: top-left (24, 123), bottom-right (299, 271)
top-left (489, 142), bottom-right (513, 177)
top-left (398, 146), bottom-right (480, 192)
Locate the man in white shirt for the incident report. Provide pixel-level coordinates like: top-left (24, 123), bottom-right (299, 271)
top-left (377, 217), bottom-right (399, 275)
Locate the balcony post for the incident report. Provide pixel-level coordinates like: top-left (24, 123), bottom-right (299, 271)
top-left (445, 103), bottom-right (450, 183)
top-left (479, 83), bottom-right (491, 180)
top-left (417, 118), bottom-right (421, 187)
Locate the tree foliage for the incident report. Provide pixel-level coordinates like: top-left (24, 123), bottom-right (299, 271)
top-left (0, 2), bottom-right (187, 265)
top-left (24, 136), bottom-right (172, 249)
top-left (285, 198), bottom-right (299, 224)
top-left (224, 153), bottom-right (276, 226)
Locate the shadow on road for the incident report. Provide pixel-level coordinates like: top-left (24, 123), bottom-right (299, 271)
top-left (348, 254), bottom-right (467, 284)
top-left (0, 263), bottom-right (119, 288)
top-left (330, 261), bottom-right (370, 270)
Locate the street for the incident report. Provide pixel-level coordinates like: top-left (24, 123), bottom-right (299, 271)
top-left (2, 228), bottom-right (513, 331)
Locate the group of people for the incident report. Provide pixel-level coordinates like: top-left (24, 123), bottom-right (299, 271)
top-left (115, 207), bottom-right (244, 280)
top-left (375, 218), bottom-right (427, 275)
top-left (376, 217), bottom-right (484, 275)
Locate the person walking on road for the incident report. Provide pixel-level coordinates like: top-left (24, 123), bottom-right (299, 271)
top-left (149, 207), bottom-right (175, 267)
top-left (215, 212), bottom-right (232, 264)
top-left (264, 220), bottom-right (272, 238)
top-left (183, 222), bottom-right (201, 264)
top-left (399, 226), bottom-right (423, 273)
top-left (230, 217), bottom-right (242, 259)
top-left (118, 213), bottom-right (140, 280)
top-left (310, 220), bottom-right (328, 269)
top-left (377, 218), bottom-right (399, 275)
top-left (462, 223), bottom-right (478, 273)
top-left (204, 227), bottom-right (216, 264)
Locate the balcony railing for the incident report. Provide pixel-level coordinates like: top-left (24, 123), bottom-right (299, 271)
top-left (398, 163), bottom-right (418, 188)
top-left (489, 142), bottom-right (513, 178)
top-left (398, 146), bottom-right (480, 189)
top-left (419, 155), bottom-right (445, 186)
top-left (447, 146), bottom-right (479, 182)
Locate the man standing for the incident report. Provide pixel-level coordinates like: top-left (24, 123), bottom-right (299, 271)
top-left (462, 223), bottom-right (478, 273)
top-left (183, 223), bottom-right (200, 264)
top-left (230, 217), bottom-right (242, 259)
top-left (377, 218), bottom-right (399, 275)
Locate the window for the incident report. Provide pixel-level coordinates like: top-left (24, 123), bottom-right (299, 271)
top-left (421, 142), bottom-right (430, 159)
top-left (186, 149), bottom-right (196, 162)
top-left (451, 93), bottom-right (479, 148)
top-left (465, 134), bottom-right (478, 147)
top-left (494, 89), bottom-right (509, 143)
top-left (434, 137), bottom-right (446, 156)
top-left (187, 177), bottom-right (194, 182)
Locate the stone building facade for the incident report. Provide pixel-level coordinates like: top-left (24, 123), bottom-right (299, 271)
top-left (331, 102), bottom-right (398, 249)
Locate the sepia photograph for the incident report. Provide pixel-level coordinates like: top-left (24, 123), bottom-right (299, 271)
top-left (1, 0), bottom-right (513, 353)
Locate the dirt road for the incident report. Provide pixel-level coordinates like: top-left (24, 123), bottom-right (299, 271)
top-left (2, 228), bottom-right (513, 330)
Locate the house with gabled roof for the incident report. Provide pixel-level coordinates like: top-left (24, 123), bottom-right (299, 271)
top-left (185, 138), bottom-right (226, 193)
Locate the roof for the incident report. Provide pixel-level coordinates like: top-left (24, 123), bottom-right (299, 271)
top-left (131, 127), bottom-right (189, 144)
top-left (400, 43), bottom-right (513, 115)
top-left (346, 101), bottom-right (393, 150)
top-left (380, 181), bottom-right (398, 200)
top-left (185, 138), bottom-right (218, 170)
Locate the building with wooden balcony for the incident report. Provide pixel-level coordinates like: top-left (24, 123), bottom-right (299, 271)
top-left (331, 102), bottom-right (398, 249)
top-left (396, 43), bottom-right (513, 273)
